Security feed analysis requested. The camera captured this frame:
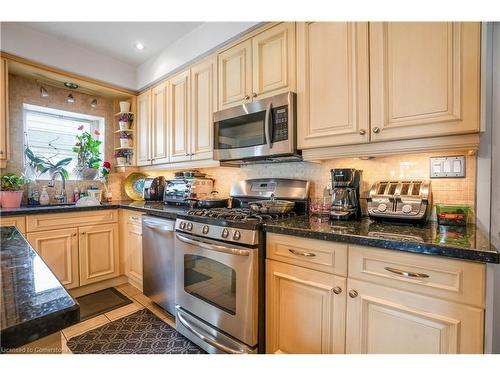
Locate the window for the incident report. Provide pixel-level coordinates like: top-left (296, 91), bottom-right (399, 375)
top-left (23, 104), bottom-right (105, 180)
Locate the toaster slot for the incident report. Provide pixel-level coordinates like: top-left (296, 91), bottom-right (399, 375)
top-left (400, 182), bottom-right (411, 196)
top-left (411, 182), bottom-right (422, 196)
top-left (388, 182), bottom-right (398, 195)
top-left (377, 182), bottom-right (388, 195)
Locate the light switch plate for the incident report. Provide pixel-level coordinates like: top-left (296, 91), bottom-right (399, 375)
top-left (430, 156), bottom-right (466, 178)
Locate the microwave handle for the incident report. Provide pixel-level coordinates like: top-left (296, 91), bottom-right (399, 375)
top-left (264, 102), bottom-right (273, 149)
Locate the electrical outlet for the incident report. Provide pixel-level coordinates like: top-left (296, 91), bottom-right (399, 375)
top-left (430, 156), bottom-right (466, 178)
top-left (47, 180), bottom-right (55, 187)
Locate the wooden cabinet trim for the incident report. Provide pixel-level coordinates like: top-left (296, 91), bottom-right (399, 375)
top-left (0, 215), bottom-right (26, 233)
top-left (26, 210), bottom-right (118, 232)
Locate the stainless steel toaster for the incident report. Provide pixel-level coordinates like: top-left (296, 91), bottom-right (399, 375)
top-left (367, 180), bottom-right (432, 223)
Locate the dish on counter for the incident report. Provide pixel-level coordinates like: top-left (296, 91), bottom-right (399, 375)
top-left (124, 172), bottom-right (148, 201)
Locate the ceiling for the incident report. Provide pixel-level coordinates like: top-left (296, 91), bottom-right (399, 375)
top-left (22, 22), bottom-right (204, 66)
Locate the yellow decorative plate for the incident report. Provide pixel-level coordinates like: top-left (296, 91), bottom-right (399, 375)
top-left (124, 172), bottom-right (148, 201)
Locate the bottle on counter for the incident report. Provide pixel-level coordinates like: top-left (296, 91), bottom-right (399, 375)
top-left (28, 181), bottom-right (40, 206)
top-left (73, 187), bottom-right (80, 203)
top-left (39, 186), bottom-right (50, 205)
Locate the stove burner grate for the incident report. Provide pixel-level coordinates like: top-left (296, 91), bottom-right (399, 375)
top-left (186, 208), bottom-right (296, 223)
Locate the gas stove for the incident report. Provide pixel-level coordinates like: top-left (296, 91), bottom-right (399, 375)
top-left (186, 207), bottom-right (297, 222)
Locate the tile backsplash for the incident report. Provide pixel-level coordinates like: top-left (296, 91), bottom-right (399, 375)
top-left (151, 150), bottom-right (476, 221)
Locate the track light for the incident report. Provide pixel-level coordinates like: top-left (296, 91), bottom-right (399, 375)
top-left (90, 99), bottom-right (98, 108)
top-left (66, 94), bottom-right (75, 103)
top-left (40, 86), bottom-right (49, 97)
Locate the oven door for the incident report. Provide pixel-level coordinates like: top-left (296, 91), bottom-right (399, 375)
top-left (213, 92), bottom-right (295, 161)
top-left (175, 232), bottom-right (258, 346)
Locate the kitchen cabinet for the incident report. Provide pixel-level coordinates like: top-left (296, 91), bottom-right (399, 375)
top-left (190, 56), bottom-right (217, 161)
top-left (0, 57), bottom-right (8, 168)
top-left (266, 259), bottom-right (346, 354)
top-left (78, 223), bottom-right (120, 286)
top-left (169, 69), bottom-right (191, 163)
top-left (0, 215), bottom-right (26, 234)
top-left (27, 228), bottom-right (79, 290)
top-left (218, 22), bottom-right (295, 110)
top-left (124, 221), bottom-right (143, 287)
top-left (369, 22), bottom-right (480, 142)
top-left (345, 278), bottom-right (484, 354)
top-left (151, 81), bottom-right (169, 164)
top-left (136, 90), bottom-right (152, 166)
top-left (297, 22), bottom-right (370, 149)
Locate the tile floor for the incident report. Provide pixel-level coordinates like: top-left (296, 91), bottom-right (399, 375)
top-left (61, 283), bottom-right (176, 354)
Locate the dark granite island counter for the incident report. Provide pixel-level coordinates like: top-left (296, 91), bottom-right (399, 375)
top-left (1, 226), bottom-right (79, 352)
top-left (264, 216), bottom-right (499, 264)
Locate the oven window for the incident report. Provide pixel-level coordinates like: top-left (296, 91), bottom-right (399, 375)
top-left (215, 111), bottom-right (266, 149)
top-left (184, 255), bottom-right (236, 315)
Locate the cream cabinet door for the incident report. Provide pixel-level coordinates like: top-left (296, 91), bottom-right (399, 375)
top-left (125, 222), bottom-right (143, 285)
top-left (266, 260), bottom-right (346, 354)
top-left (169, 70), bottom-right (191, 162)
top-left (0, 57), bottom-right (8, 166)
top-left (190, 56), bottom-right (216, 161)
top-left (252, 22), bottom-right (296, 100)
top-left (27, 228), bottom-right (79, 289)
top-left (78, 223), bottom-right (119, 286)
top-left (151, 82), bottom-right (169, 164)
top-left (136, 90), bottom-right (152, 166)
top-left (218, 39), bottom-right (252, 110)
top-left (369, 22), bottom-right (480, 141)
top-left (297, 22), bottom-right (370, 149)
top-left (345, 279), bottom-right (484, 354)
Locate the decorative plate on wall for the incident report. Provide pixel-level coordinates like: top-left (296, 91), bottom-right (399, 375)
top-left (124, 172), bottom-right (148, 201)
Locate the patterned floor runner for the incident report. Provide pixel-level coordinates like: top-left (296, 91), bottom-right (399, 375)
top-left (67, 309), bottom-right (205, 354)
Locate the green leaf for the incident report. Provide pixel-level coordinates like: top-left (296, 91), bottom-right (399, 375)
top-left (54, 157), bottom-right (73, 167)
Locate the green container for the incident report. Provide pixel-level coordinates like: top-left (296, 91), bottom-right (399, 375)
top-left (435, 204), bottom-right (469, 226)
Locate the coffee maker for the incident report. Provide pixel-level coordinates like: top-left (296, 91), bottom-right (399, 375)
top-left (330, 168), bottom-right (361, 220)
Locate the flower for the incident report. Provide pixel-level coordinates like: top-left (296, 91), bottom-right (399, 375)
top-left (78, 125), bottom-right (84, 130)
top-left (103, 161), bottom-right (111, 169)
top-left (94, 129), bottom-right (100, 136)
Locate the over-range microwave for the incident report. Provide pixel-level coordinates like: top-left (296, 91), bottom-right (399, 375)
top-left (213, 92), bottom-right (301, 164)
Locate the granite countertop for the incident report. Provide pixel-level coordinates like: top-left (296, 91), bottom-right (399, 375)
top-left (0, 226), bottom-right (80, 350)
top-left (264, 216), bottom-right (499, 263)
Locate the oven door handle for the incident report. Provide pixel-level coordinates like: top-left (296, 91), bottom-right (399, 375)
top-left (176, 309), bottom-right (246, 354)
top-left (176, 233), bottom-right (250, 256)
top-left (264, 101), bottom-right (273, 149)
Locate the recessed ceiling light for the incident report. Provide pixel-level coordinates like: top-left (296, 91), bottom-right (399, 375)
top-left (64, 82), bottom-right (79, 89)
top-left (135, 42), bottom-right (144, 50)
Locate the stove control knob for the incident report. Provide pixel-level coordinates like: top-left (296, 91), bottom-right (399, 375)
top-left (186, 222), bottom-right (193, 231)
top-left (402, 204), bottom-right (413, 214)
top-left (179, 221), bottom-right (186, 229)
top-left (377, 203), bottom-right (387, 212)
top-left (202, 225), bottom-right (209, 234)
top-left (233, 230), bottom-right (241, 241)
top-left (221, 228), bottom-right (229, 238)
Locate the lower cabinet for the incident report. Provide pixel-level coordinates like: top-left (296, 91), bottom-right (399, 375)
top-left (78, 223), bottom-right (120, 286)
top-left (345, 279), bottom-right (484, 354)
top-left (27, 228), bottom-right (79, 289)
top-left (124, 221), bottom-right (143, 287)
top-left (266, 259), bottom-right (346, 354)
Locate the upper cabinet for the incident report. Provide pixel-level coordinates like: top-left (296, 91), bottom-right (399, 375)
top-left (151, 81), bottom-right (169, 164)
top-left (369, 22), bottom-right (481, 142)
top-left (136, 90), bottom-right (152, 166)
top-left (169, 69), bottom-right (191, 163)
top-left (218, 22), bottom-right (296, 110)
top-left (297, 22), bottom-right (370, 149)
top-left (0, 57), bottom-right (8, 168)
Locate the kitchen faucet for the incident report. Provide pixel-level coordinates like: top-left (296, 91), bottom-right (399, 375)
top-left (51, 170), bottom-right (67, 204)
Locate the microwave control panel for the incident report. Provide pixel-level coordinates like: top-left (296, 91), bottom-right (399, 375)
top-left (272, 106), bottom-right (288, 142)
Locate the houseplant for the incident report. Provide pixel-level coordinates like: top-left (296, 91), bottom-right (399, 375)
top-left (119, 131), bottom-right (133, 148)
top-left (114, 149), bottom-right (131, 166)
top-left (118, 113), bottom-right (133, 130)
top-left (72, 126), bottom-right (102, 180)
top-left (24, 147), bottom-right (72, 180)
top-left (0, 172), bottom-right (28, 208)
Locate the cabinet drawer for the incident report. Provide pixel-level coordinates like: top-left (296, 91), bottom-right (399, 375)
top-left (0, 215), bottom-right (26, 233)
top-left (267, 233), bottom-right (348, 276)
top-left (348, 245), bottom-right (485, 307)
top-left (27, 209), bottom-right (118, 232)
top-left (121, 209), bottom-right (143, 233)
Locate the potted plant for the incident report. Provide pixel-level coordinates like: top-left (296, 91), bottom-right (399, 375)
top-left (118, 113), bottom-right (133, 130)
top-left (25, 147), bottom-right (72, 179)
top-left (72, 126), bottom-right (102, 180)
top-left (119, 101), bottom-right (131, 113)
top-left (114, 149), bottom-right (130, 166)
top-left (0, 172), bottom-right (28, 208)
top-left (119, 131), bottom-right (133, 148)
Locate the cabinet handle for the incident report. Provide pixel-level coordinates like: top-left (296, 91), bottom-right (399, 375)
top-left (0, 150), bottom-right (4, 155)
top-left (288, 248), bottom-right (316, 257)
top-left (80, 232), bottom-right (86, 235)
top-left (244, 95), bottom-right (250, 100)
top-left (359, 129), bottom-right (366, 135)
top-left (348, 290), bottom-right (358, 298)
top-left (384, 267), bottom-right (430, 279)
top-left (252, 92), bottom-right (257, 98)
top-left (333, 287), bottom-right (342, 295)
top-left (72, 233), bottom-right (77, 237)
top-left (373, 127), bottom-right (380, 134)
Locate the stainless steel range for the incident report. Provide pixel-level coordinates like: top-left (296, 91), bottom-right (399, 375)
top-left (174, 178), bottom-right (309, 354)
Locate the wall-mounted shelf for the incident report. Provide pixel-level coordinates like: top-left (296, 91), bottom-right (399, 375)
top-left (114, 129), bottom-right (134, 134)
top-left (114, 111), bottom-right (134, 116)
top-left (114, 146), bottom-right (134, 151)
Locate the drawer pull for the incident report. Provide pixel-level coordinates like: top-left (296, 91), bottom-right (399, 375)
top-left (384, 267), bottom-right (430, 279)
top-left (333, 287), bottom-right (342, 295)
top-left (348, 290), bottom-right (358, 298)
top-left (288, 249), bottom-right (316, 258)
